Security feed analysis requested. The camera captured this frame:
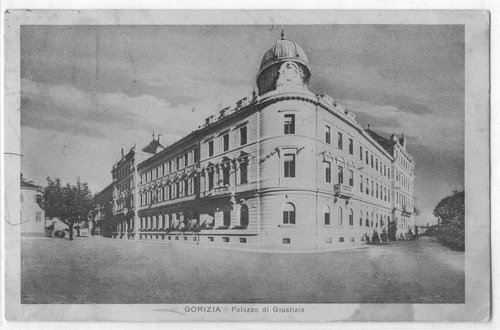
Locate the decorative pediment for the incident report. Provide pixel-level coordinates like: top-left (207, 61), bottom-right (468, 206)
top-left (320, 150), bottom-right (335, 162)
top-left (335, 155), bottom-right (347, 164)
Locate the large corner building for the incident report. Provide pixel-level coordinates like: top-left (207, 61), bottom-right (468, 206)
top-left (96, 30), bottom-right (416, 250)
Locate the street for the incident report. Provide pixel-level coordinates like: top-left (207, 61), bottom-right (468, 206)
top-left (21, 236), bottom-right (464, 304)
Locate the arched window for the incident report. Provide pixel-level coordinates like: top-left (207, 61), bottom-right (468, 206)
top-left (371, 213), bottom-right (374, 227)
top-left (349, 209), bottom-right (354, 226)
top-left (240, 204), bottom-right (249, 227)
top-left (359, 211), bottom-right (363, 226)
top-left (282, 202), bottom-right (296, 224)
top-left (323, 205), bottom-right (331, 225)
top-left (366, 212), bottom-right (369, 227)
top-left (338, 208), bottom-right (343, 226)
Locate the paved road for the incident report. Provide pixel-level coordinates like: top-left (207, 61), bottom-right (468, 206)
top-left (21, 236), bottom-right (464, 304)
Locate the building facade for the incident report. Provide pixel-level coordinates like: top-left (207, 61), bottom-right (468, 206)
top-left (21, 176), bottom-right (45, 236)
top-left (98, 30), bottom-right (416, 250)
top-left (95, 145), bottom-right (158, 238)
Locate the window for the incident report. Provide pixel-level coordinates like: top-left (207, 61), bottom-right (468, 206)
top-left (223, 210), bottom-right (231, 227)
top-left (348, 170), bottom-right (354, 187)
top-left (240, 160), bottom-right (248, 184)
top-left (36, 211), bottom-right (42, 222)
top-left (158, 187), bottom-right (163, 202)
top-left (384, 164), bottom-right (386, 176)
top-left (240, 237), bottom-right (247, 243)
top-left (376, 183), bottom-right (379, 198)
top-left (240, 126), bottom-right (247, 146)
top-left (223, 166), bottom-right (230, 185)
top-left (240, 204), bottom-right (249, 227)
top-left (371, 181), bottom-right (374, 197)
top-left (349, 138), bottom-right (353, 154)
top-left (366, 178), bottom-right (369, 195)
top-left (208, 140), bottom-right (214, 157)
top-left (338, 132), bottom-right (343, 149)
top-left (365, 151), bottom-right (369, 165)
top-left (283, 238), bottom-right (291, 244)
top-left (194, 147), bottom-right (200, 162)
top-left (324, 206), bottom-right (331, 225)
top-left (284, 114), bottom-right (295, 134)
top-left (282, 203), bottom-right (296, 225)
top-left (349, 209), bottom-right (353, 226)
top-left (360, 175), bottom-right (363, 192)
top-left (208, 170), bottom-right (214, 190)
top-left (325, 161), bottom-right (331, 183)
top-left (338, 208), bottom-right (343, 226)
top-left (223, 133), bottom-right (229, 152)
top-left (359, 211), bottom-right (363, 226)
top-left (284, 154), bottom-right (296, 178)
top-left (184, 179), bottom-right (189, 196)
top-left (338, 166), bottom-right (344, 184)
top-left (325, 125), bottom-right (331, 144)
top-left (360, 146), bottom-right (363, 161)
top-left (176, 158), bottom-right (180, 171)
top-left (371, 155), bottom-right (374, 168)
top-left (184, 153), bottom-right (189, 167)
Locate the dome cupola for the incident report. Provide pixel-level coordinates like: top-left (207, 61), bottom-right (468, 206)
top-left (256, 29), bottom-right (311, 96)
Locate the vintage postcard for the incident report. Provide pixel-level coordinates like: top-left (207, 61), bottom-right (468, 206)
top-left (2, 9), bottom-right (490, 323)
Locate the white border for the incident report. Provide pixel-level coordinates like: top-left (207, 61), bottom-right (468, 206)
top-left (1, 1), bottom-right (495, 329)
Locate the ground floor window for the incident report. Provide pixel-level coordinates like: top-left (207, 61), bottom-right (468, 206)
top-left (223, 210), bottom-right (231, 227)
top-left (324, 205), bottom-right (331, 225)
top-left (240, 204), bottom-right (249, 227)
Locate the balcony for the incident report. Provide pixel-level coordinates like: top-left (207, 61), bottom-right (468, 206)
top-left (202, 185), bottom-right (232, 198)
top-left (334, 184), bottom-right (354, 199)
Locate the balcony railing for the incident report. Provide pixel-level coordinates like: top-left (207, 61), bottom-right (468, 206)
top-left (334, 184), bottom-right (354, 198)
top-left (202, 185), bottom-right (231, 198)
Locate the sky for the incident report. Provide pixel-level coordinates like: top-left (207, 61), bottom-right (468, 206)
top-left (20, 25), bottom-right (464, 225)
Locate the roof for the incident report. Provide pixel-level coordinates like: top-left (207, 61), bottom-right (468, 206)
top-left (365, 129), bottom-right (394, 153)
top-left (21, 179), bottom-right (42, 190)
top-left (142, 138), bottom-right (164, 154)
top-left (259, 30), bottom-right (309, 72)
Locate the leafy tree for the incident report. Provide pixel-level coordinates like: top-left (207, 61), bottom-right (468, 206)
top-left (380, 228), bottom-right (388, 242)
top-left (42, 177), bottom-right (96, 240)
top-left (371, 230), bottom-right (380, 244)
top-left (388, 220), bottom-right (397, 241)
top-left (433, 190), bottom-right (464, 251)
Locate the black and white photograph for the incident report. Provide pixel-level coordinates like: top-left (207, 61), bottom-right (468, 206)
top-left (2, 8), bottom-right (491, 324)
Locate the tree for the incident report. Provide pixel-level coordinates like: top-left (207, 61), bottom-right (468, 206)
top-left (432, 190), bottom-right (464, 251)
top-left (42, 177), bottom-right (96, 240)
top-left (388, 220), bottom-right (398, 241)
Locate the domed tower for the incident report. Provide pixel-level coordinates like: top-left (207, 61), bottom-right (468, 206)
top-left (256, 28), bottom-right (311, 96)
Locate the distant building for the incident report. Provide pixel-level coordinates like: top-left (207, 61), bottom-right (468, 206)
top-left (95, 30), bottom-right (416, 250)
top-left (94, 145), bottom-right (157, 238)
top-left (20, 176), bottom-right (45, 236)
